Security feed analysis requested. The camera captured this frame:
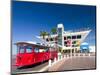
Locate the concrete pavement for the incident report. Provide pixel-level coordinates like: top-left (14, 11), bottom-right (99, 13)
top-left (48, 56), bottom-right (96, 71)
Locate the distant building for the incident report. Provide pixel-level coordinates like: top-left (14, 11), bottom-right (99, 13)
top-left (41, 24), bottom-right (91, 53)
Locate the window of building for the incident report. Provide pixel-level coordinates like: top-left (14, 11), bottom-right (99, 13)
top-left (46, 38), bottom-right (49, 41)
top-left (50, 38), bottom-right (53, 41)
top-left (64, 41), bottom-right (67, 44)
top-left (66, 44), bottom-right (71, 47)
top-left (72, 45), bottom-right (75, 47)
top-left (67, 40), bottom-right (71, 45)
top-left (76, 44), bottom-right (79, 47)
top-left (58, 28), bottom-right (62, 33)
top-left (72, 41), bottom-right (76, 44)
top-left (58, 35), bottom-right (62, 40)
top-left (67, 36), bottom-right (71, 39)
top-left (66, 45), bottom-right (68, 47)
top-left (77, 35), bottom-right (81, 39)
top-left (72, 45), bottom-right (77, 47)
top-left (72, 35), bottom-right (76, 39)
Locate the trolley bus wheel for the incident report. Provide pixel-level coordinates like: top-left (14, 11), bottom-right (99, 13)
top-left (17, 66), bottom-right (21, 69)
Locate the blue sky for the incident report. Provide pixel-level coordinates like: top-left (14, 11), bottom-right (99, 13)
top-left (12, 1), bottom-right (96, 55)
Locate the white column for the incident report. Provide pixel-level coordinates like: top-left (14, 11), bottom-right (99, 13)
top-left (49, 59), bottom-right (52, 67)
top-left (89, 53), bottom-right (90, 56)
top-left (58, 52), bottom-right (61, 61)
top-left (61, 54), bottom-right (63, 60)
top-left (64, 55), bottom-right (66, 58)
top-left (67, 54), bottom-right (69, 58)
top-left (78, 53), bottom-right (80, 56)
top-left (54, 57), bottom-right (57, 62)
top-left (74, 49), bottom-right (76, 56)
top-left (70, 49), bottom-right (72, 58)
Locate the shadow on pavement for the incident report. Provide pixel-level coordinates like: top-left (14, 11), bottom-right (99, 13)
top-left (17, 60), bottom-right (48, 70)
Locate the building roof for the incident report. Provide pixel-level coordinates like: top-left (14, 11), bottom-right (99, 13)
top-left (57, 23), bottom-right (64, 28)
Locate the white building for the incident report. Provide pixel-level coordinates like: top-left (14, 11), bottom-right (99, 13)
top-left (41, 24), bottom-right (91, 53)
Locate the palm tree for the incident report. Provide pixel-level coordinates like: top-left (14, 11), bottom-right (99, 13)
top-left (51, 28), bottom-right (57, 34)
top-left (40, 31), bottom-right (50, 47)
top-left (51, 28), bottom-right (58, 50)
top-left (40, 31), bottom-right (48, 39)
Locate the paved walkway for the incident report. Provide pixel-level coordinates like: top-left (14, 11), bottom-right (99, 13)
top-left (48, 56), bottom-right (96, 71)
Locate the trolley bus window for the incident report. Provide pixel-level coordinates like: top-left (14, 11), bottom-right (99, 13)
top-left (34, 47), bottom-right (39, 53)
top-left (26, 46), bottom-right (33, 53)
top-left (45, 48), bottom-right (49, 52)
top-left (20, 46), bottom-right (25, 53)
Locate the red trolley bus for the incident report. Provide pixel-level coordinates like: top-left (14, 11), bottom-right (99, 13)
top-left (15, 42), bottom-right (58, 67)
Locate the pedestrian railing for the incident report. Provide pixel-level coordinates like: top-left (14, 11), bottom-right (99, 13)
top-left (62, 53), bottom-right (95, 57)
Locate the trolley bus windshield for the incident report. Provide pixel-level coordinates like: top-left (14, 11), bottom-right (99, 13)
top-left (19, 46), bottom-right (25, 53)
top-left (18, 45), bottom-right (33, 53)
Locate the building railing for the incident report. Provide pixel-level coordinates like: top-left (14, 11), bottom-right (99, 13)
top-left (64, 28), bottom-right (91, 34)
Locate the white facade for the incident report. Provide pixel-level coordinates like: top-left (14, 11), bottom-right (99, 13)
top-left (41, 24), bottom-right (91, 53)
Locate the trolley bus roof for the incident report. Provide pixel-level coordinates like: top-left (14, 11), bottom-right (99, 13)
top-left (15, 41), bottom-right (50, 48)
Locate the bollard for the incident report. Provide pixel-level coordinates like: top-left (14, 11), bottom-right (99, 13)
top-left (54, 57), bottom-right (57, 62)
top-left (85, 54), bottom-right (86, 56)
top-left (82, 53), bottom-right (83, 56)
top-left (76, 53), bottom-right (78, 56)
top-left (89, 53), bottom-right (90, 56)
top-left (58, 55), bottom-right (61, 61)
top-left (83, 53), bottom-right (84, 56)
top-left (79, 53), bottom-right (81, 56)
top-left (85, 53), bottom-right (86, 56)
top-left (58, 55), bottom-right (59, 61)
top-left (64, 55), bottom-right (66, 58)
top-left (74, 53), bottom-right (76, 57)
top-left (49, 59), bottom-right (52, 67)
top-left (75, 53), bottom-right (76, 56)
top-left (58, 52), bottom-right (61, 61)
top-left (78, 53), bottom-right (80, 56)
top-left (75, 53), bottom-right (77, 56)
top-left (67, 55), bottom-right (69, 58)
top-left (82, 53), bottom-right (84, 56)
top-left (61, 55), bottom-right (62, 60)
top-left (85, 53), bottom-right (87, 56)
